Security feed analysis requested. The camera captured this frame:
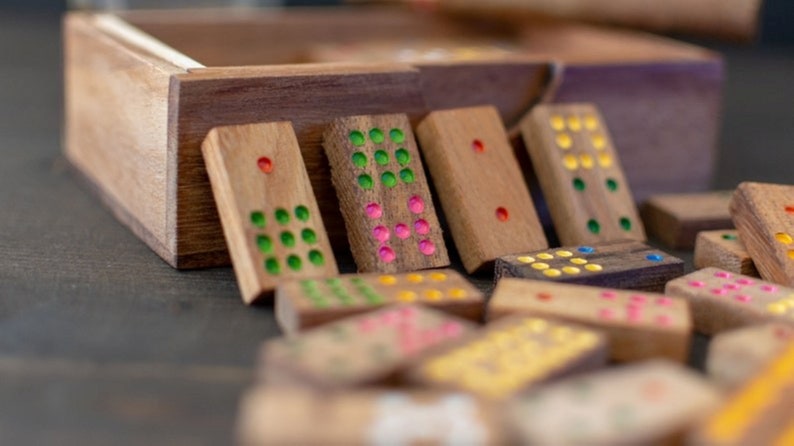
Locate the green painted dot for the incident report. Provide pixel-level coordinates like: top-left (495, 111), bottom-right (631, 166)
top-left (311, 299), bottom-right (329, 309)
top-left (573, 178), bottom-right (586, 191)
top-left (287, 255), bottom-right (302, 271)
top-left (587, 219), bottom-right (601, 234)
top-left (250, 211), bottom-right (266, 228)
top-left (606, 178), bottom-right (618, 192)
top-left (364, 290), bottom-right (384, 304)
top-left (301, 228), bottom-right (317, 244)
top-left (280, 231), bottom-right (296, 247)
top-left (309, 250), bottom-right (325, 266)
top-left (399, 168), bottom-right (415, 184)
top-left (722, 233), bottom-right (738, 241)
top-left (381, 171), bottom-right (397, 188)
top-left (256, 235), bottom-right (273, 254)
top-left (294, 205), bottom-right (310, 222)
top-left (395, 148), bottom-right (411, 166)
top-left (389, 128), bottom-right (405, 143)
top-left (351, 277), bottom-right (365, 285)
top-left (374, 150), bottom-right (389, 166)
top-left (358, 174), bottom-right (374, 190)
top-left (265, 257), bottom-right (280, 275)
top-left (369, 128), bottom-right (385, 144)
top-left (351, 152), bottom-right (367, 168)
top-left (275, 208), bottom-right (290, 225)
top-left (300, 279), bottom-right (318, 289)
top-left (349, 130), bottom-right (366, 147)
top-left (620, 217), bottom-right (632, 232)
top-left (326, 278), bottom-right (341, 286)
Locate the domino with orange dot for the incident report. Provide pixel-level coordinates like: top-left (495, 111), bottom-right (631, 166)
top-left (201, 121), bottom-right (339, 304)
top-left (323, 114), bottom-right (449, 273)
top-left (508, 361), bottom-right (721, 446)
top-left (691, 342), bottom-right (794, 446)
top-left (415, 106), bottom-right (548, 273)
top-left (694, 230), bottom-right (759, 277)
top-left (495, 240), bottom-right (683, 292)
top-left (519, 103), bottom-right (646, 245)
top-left (275, 269), bottom-right (484, 334)
top-left (664, 267), bottom-right (794, 335)
top-left (259, 304), bottom-right (476, 389)
top-left (489, 279), bottom-right (692, 362)
top-left (730, 181), bottom-right (794, 286)
top-left (407, 315), bottom-right (608, 400)
top-left (706, 323), bottom-right (794, 390)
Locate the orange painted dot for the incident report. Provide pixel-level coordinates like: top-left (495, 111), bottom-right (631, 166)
top-left (397, 291), bottom-right (417, 302)
top-left (424, 289), bottom-right (444, 301)
top-left (406, 273), bottom-right (423, 283)
top-left (776, 233), bottom-right (793, 244)
top-left (537, 292), bottom-right (553, 301)
top-left (786, 206), bottom-right (794, 214)
top-left (472, 139), bottom-right (486, 153)
top-left (788, 250), bottom-right (794, 260)
top-left (257, 156), bottom-right (273, 173)
top-left (449, 288), bottom-right (467, 299)
top-left (496, 207), bottom-right (509, 222)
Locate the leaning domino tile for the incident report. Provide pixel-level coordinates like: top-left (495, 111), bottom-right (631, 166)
top-left (693, 230), bottom-right (759, 277)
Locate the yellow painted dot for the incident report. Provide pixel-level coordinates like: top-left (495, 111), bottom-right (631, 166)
top-left (570, 258), bottom-right (588, 265)
top-left (379, 275), bottom-right (397, 285)
top-left (598, 153), bottom-right (613, 168)
top-left (531, 262), bottom-right (550, 270)
top-left (788, 250), bottom-right (794, 260)
top-left (567, 116), bottom-right (582, 132)
top-left (537, 253), bottom-right (554, 260)
top-left (552, 326), bottom-right (572, 340)
top-left (448, 288), bottom-right (467, 299)
top-left (397, 290), bottom-right (417, 302)
top-left (775, 232), bottom-right (793, 244)
top-left (429, 272), bottom-right (447, 282)
top-left (585, 264), bottom-right (603, 272)
top-left (424, 289), bottom-right (444, 301)
top-left (517, 256), bottom-right (535, 264)
top-left (525, 318), bottom-right (548, 332)
top-left (406, 273), bottom-right (424, 283)
top-left (550, 115), bottom-right (565, 131)
top-left (580, 154), bottom-right (594, 169)
top-left (562, 266), bottom-right (581, 275)
top-left (556, 133), bottom-right (572, 149)
top-left (576, 332), bottom-right (599, 348)
top-left (544, 269), bottom-right (562, 277)
top-left (584, 115), bottom-right (599, 130)
top-left (769, 303), bottom-right (787, 314)
top-left (556, 250), bottom-right (573, 257)
top-left (785, 298), bottom-right (794, 308)
top-left (591, 134), bottom-right (606, 149)
top-left (562, 154), bottom-right (578, 171)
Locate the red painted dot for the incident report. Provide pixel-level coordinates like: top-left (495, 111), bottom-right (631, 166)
top-left (418, 239), bottom-right (436, 256)
top-left (414, 219), bottom-right (430, 235)
top-left (472, 139), bottom-right (485, 153)
top-left (257, 156), bottom-right (273, 173)
top-left (496, 207), bottom-right (509, 222)
top-left (786, 206), bottom-right (794, 214)
top-left (395, 223), bottom-right (411, 239)
top-left (379, 246), bottom-right (396, 263)
top-left (537, 292), bottom-right (552, 301)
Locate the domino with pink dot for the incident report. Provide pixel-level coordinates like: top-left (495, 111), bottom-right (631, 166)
top-left (665, 267), bottom-right (794, 335)
top-left (489, 278), bottom-right (692, 362)
top-left (323, 114), bottom-right (449, 273)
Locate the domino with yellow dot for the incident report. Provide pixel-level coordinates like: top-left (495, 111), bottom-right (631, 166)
top-left (489, 279), bottom-right (692, 362)
top-left (275, 269), bottom-right (484, 334)
top-left (519, 103), bottom-right (646, 245)
top-left (730, 182), bottom-right (794, 286)
top-left (495, 240), bottom-right (683, 292)
top-left (665, 267), bottom-right (794, 335)
top-left (407, 315), bottom-right (607, 400)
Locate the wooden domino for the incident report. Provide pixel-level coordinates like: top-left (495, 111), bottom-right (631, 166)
top-left (706, 323), bottom-right (794, 390)
top-left (694, 230), bottom-right (758, 276)
top-left (259, 305), bottom-right (475, 389)
top-left (730, 181), bottom-right (794, 286)
top-left (494, 240), bottom-right (683, 292)
top-left (415, 106), bottom-right (548, 273)
top-left (691, 342), bottom-right (794, 446)
top-left (275, 269), bottom-right (484, 334)
top-left (665, 267), bottom-right (794, 335)
top-left (407, 315), bottom-right (607, 400)
top-left (323, 114), bottom-right (449, 273)
top-left (507, 360), bottom-right (721, 446)
top-left (201, 122), bottom-right (338, 304)
top-left (489, 279), bottom-right (691, 362)
top-left (641, 191), bottom-right (733, 249)
top-left (519, 103), bottom-right (646, 245)
top-left (237, 387), bottom-right (503, 445)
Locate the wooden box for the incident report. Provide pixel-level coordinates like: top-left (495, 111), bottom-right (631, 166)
top-left (64, 8), bottom-right (723, 269)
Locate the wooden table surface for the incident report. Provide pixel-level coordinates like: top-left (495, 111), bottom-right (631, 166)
top-left (1, 10), bottom-right (793, 445)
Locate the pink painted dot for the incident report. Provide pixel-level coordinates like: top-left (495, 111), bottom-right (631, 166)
top-left (418, 239), bottom-right (436, 256)
top-left (711, 288), bottom-right (728, 296)
top-left (358, 318), bottom-right (376, 333)
top-left (441, 322), bottom-right (463, 338)
top-left (724, 283), bottom-right (741, 290)
top-left (414, 219), bottom-right (430, 235)
top-left (736, 278), bottom-right (755, 286)
top-left (365, 202), bottom-right (383, 219)
top-left (600, 291), bottom-right (617, 300)
top-left (656, 297), bottom-right (673, 307)
top-left (372, 225), bottom-right (390, 242)
top-left (761, 285), bottom-right (779, 293)
top-left (656, 315), bottom-right (672, 326)
top-left (380, 310), bottom-right (399, 326)
top-left (399, 306), bottom-right (418, 320)
top-left (689, 281), bottom-right (706, 288)
top-left (598, 308), bottom-right (615, 320)
top-left (735, 294), bottom-right (753, 303)
top-left (627, 308), bottom-right (644, 323)
top-left (379, 246), bottom-right (396, 263)
top-left (630, 295), bottom-right (648, 305)
top-left (421, 329), bottom-right (441, 345)
top-left (715, 271), bottom-right (733, 279)
top-left (408, 195), bottom-right (425, 214)
top-left (394, 223), bottom-right (411, 239)
top-left (400, 341), bottom-right (417, 355)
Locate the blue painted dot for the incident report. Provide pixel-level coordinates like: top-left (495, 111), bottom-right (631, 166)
top-left (578, 246), bottom-right (595, 254)
top-left (646, 254), bottom-right (664, 262)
